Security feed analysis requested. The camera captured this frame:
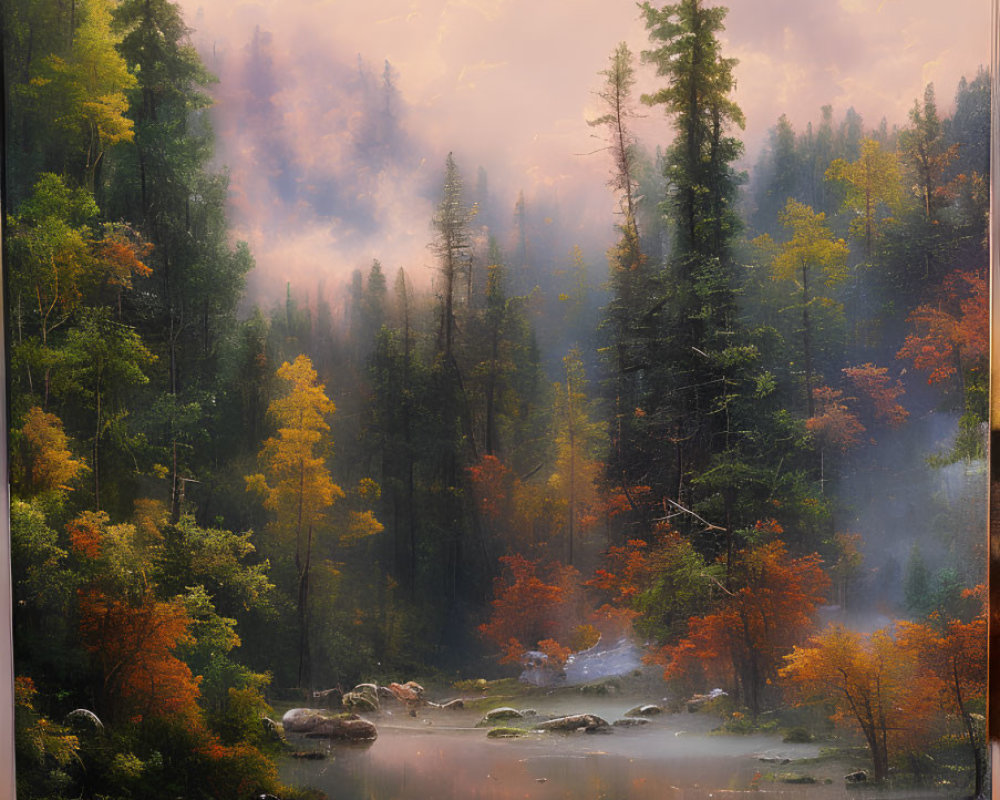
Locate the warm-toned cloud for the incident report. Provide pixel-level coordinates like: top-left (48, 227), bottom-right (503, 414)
top-left (177, 0), bottom-right (988, 304)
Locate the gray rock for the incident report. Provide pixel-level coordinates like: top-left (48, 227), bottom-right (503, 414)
top-left (343, 691), bottom-right (379, 713)
top-left (281, 708), bottom-right (378, 741)
top-left (624, 704), bottom-right (662, 717)
top-left (439, 699), bottom-right (465, 710)
top-left (535, 714), bottom-right (609, 733)
top-left (612, 717), bottom-right (650, 727)
top-left (484, 707), bottom-right (523, 721)
top-left (845, 770), bottom-right (868, 783)
top-left (64, 708), bottom-right (103, 732)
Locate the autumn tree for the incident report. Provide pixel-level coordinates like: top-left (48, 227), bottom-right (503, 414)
top-left (587, 527), bottom-right (717, 644)
top-left (760, 199), bottom-right (849, 415)
top-left (897, 589), bottom-right (987, 796)
top-left (781, 625), bottom-right (940, 781)
top-left (15, 406), bottom-right (87, 499)
top-left (246, 354), bottom-right (343, 688)
top-left (79, 589), bottom-right (200, 723)
top-left (896, 268), bottom-right (987, 459)
top-left (24, 0), bottom-right (136, 190)
top-left (7, 173), bottom-right (98, 338)
top-left (659, 539), bottom-right (829, 718)
top-left (478, 554), bottom-right (580, 665)
top-left (842, 363), bottom-right (908, 428)
top-left (826, 138), bottom-right (903, 262)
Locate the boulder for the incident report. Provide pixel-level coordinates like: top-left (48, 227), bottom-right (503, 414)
top-left (351, 683), bottom-right (380, 701)
top-left (487, 727), bottom-right (527, 739)
top-left (844, 770), bottom-right (868, 783)
top-left (624, 704), bottom-right (662, 717)
top-left (281, 708), bottom-right (378, 742)
top-left (612, 717), bottom-right (650, 727)
top-left (64, 708), bottom-right (104, 732)
top-left (687, 688), bottom-right (727, 712)
top-left (261, 716), bottom-right (284, 743)
top-left (439, 699), bottom-right (465, 711)
top-left (482, 707), bottom-right (524, 723)
top-left (343, 691), bottom-right (379, 713)
top-left (282, 708), bottom-right (324, 733)
top-left (387, 682), bottom-right (423, 704)
top-left (312, 687), bottom-right (342, 706)
top-left (306, 716), bottom-right (378, 742)
top-left (535, 714), bottom-right (609, 733)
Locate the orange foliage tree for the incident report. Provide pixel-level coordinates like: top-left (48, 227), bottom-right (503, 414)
top-left (781, 624), bottom-right (941, 781)
top-left (806, 386), bottom-right (864, 451)
top-left (78, 588), bottom-right (200, 724)
top-left (657, 539), bottom-right (829, 718)
top-left (17, 406), bottom-right (87, 497)
top-left (587, 526), bottom-right (715, 643)
top-left (896, 269), bottom-right (987, 388)
top-left (478, 554), bottom-right (580, 665)
top-left (842, 363), bottom-right (908, 428)
top-left (897, 587), bottom-right (987, 795)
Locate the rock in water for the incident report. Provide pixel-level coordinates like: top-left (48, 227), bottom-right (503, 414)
top-left (612, 717), bottom-right (650, 727)
top-left (306, 716), bottom-right (377, 741)
top-left (387, 682), bottom-right (423, 703)
top-left (487, 727), bottom-right (527, 738)
top-left (624, 704), bottom-right (662, 717)
top-left (477, 707), bottom-right (524, 726)
top-left (343, 691), bottom-right (379, 713)
top-left (281, 708), bottom-right (378, 742)
top-left (439, 699), bottom-right (465, 711)
top-left (535, 714), bottom-right (609, 733)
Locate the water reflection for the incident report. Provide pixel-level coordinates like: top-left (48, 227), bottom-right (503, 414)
top-left (279, 700), bottom-right (953, 800)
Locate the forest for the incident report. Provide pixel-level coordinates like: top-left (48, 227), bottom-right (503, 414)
top-left (2, 0), bottom-right (989, 797)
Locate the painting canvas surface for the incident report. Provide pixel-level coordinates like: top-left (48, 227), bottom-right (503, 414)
top-left (2, 1), bottom-right (993, 797)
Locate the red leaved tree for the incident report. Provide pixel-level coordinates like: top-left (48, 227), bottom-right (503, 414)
top-left (656, 540), bottom-right (829, 718)
top-left (897, 269), bottom-right (987, 388)
top-left (842, 363), bottom-right (908, 428)
top-left (78, 589), bottom-right (201, 723)
top-left (478, 554), bottom-right (580, 665)
top-left (897, 586), bottom-right (987, 795)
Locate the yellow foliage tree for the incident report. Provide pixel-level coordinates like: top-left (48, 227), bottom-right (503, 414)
top-left (40, 0), bottom-right (136, 188)
top-left (246, 355), bottom-right (344, 688)
top-left (18, 406), bottom-right (87, 497)
top-left (758, 199), bottom-right (849, 415)
top-left (825, 138), bottom-right (903, 261)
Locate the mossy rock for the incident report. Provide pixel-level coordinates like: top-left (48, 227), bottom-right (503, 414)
top-left (777, 773), bottom-right (817, 784)
top-left (782, 727), bottom-right (814, 743)
top-left (579, 678), bottom-right (622, 695)
top-left (487, 727), bottom-right (527, 739)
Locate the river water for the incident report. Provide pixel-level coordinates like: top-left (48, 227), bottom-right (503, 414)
top-left (277, 695), bottom-right (959, 799)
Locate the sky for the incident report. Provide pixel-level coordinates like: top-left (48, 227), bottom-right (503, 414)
top-left (175, 0), bottom-right (991, 305)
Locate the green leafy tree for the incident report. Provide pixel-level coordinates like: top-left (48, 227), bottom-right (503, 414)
top-left (59, 307), bottom-right (155, 510)
top-left (760, 199), bottom-right (849, 415)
